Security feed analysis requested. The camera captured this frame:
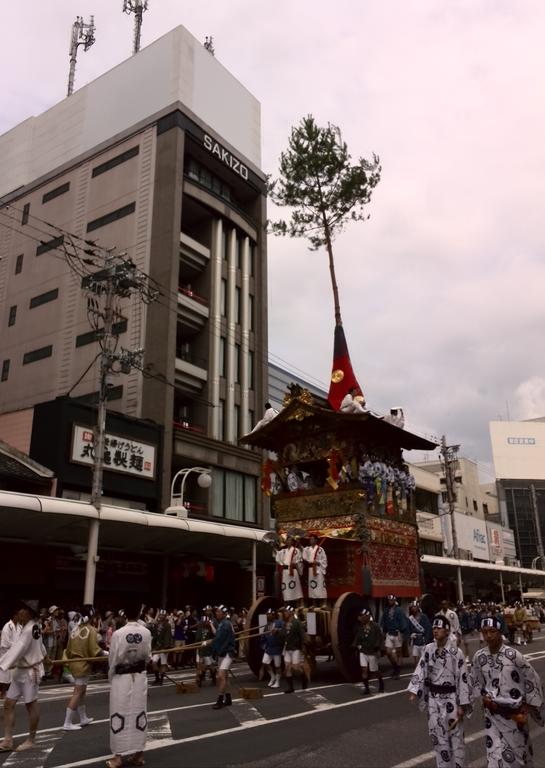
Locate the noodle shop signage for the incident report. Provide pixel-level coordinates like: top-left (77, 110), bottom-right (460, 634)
top-left (70, 425), bottom-right (156, 479)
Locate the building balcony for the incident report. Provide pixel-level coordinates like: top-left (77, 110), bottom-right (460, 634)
top-left (177, 287), bottom-right (209, 334)
top-left (180, 232), bottom-right (210, 273)
top-left (174, 355), bottom-right (208, 396)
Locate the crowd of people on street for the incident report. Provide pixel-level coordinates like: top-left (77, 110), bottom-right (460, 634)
top-left (0, 595), bottom-right (543, 766)
top-left (0, 600), bottom-right (248, 764)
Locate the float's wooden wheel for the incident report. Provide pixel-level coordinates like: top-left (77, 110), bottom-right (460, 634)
top-left (245, 595), bottom-right (280, 677)
top-left (330, 592), bottom-right (368, 682)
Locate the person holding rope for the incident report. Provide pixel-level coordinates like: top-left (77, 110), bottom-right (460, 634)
top-left (195, 607), bottom-right (217, 687)
top-left (203, 605), bottom-right (235, 710)
top-left (282, 605), bottom-right (307, 693)
top-left (0, 610), bottom-right (21, 700)
top-left (0, 600), bottom-right (46, 754)
top-left (62, 607), bottom-right (107, 731)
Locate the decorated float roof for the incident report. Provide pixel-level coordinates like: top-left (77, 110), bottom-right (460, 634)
top-left (240, 395), bottom-right (438, 453)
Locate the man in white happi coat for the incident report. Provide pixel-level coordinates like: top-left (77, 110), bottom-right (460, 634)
top-left (0, 601), bottom-right (46, 754)
top-left (408, 615), bottom-right (472, 768)
top-left (303, 535), bottom-right (328, 604)
top-left (106, 605), bottom-right (152, 768)
top-left (471, 616), bottom-right (544, 768)
top-left (0, 611), bottom-right (21, 700)
top-left (275, 536), bottom-right (303, 604)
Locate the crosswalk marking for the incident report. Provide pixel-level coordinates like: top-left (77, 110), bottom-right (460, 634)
top-left (230, 699), bottom-right (267, 725)
top-left (53, 686), bottom-right (410, 768)
top-left (296, 690), bottom-right (332, 710)
top-left (3, 731), bottom-right (63, 768)
top-left (146, 712), bottom-right (173, 744)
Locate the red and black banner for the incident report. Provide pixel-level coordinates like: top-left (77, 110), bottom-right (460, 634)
top-left (327, 324), bottom-right (364, 410)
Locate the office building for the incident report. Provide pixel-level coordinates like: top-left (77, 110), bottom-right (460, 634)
top-left (490, 418), bottom-right (545, 568)
top-left (0, 26), bottom-right (268, 527)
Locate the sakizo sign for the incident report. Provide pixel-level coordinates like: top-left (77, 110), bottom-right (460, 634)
top-left (203, 134), bottom-right (249, 181)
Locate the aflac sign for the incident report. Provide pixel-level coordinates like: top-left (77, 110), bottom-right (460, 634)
top-left (454, 512), bottom-right (490, 560)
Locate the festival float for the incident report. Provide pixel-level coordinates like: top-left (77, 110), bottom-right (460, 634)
top-left (240, 325), bottom-right (438, 682)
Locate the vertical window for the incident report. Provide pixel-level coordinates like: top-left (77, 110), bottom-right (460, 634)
top-left (15, 254), bottom-right (23, 274)
top-left (248, 350), bottom-right (254, 389)
top-left (234, 344), bottom-right (241, 383)
top-left (244, 476), bottom-right (256, 523)
top-left (212, 468), bottom-right (224, 518)
top-left (225, 472), bottom-right (244, 521)
top-left (235, 286), bottom-right (241, 324)
top-left (249, 243), bottom-right (255, 276)
top-left (248, 294), bottom-right (254, 331)
top-left (221, 230), bottom-right (228, 261)
top-left (8, 306), bottom-right (17, 327)
top-left (22, 203), bottom-right (30, 225)
top-left (236, 237), bottom-right (243, 269)
top-left (1, 360), bottom-right (9, 382)
top-left (220, 279), bottom-right (227, 317)
top-left (218, 399), bottom-right (225, 441)
top-left (211, 469), bottom-right (257, 522)
top-left (219, 337), bottom-right (226, 377)
top-left (248, 409), bottom-right (254, 432)
top-left (233, 404), bottom-right (240, 443)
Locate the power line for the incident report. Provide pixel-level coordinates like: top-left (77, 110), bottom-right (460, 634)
top-left (66, 352), bottom-right (101, 396)
top-left (1, 202), bottom-right (338, 399)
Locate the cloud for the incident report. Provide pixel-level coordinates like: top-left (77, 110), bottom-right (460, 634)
top-left (514, 378), bottom-right (545, 421)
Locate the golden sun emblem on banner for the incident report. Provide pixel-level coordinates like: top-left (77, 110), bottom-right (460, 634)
top-left (331, 369), bottom-right (345, 383)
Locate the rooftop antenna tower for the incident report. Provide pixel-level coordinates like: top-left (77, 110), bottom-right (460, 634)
top-left (123, 0), bottom-right (149, 54)
top-left (203, 35), bottom-right (215, 56)
top-left (67, 16), bottom-right (96, 97)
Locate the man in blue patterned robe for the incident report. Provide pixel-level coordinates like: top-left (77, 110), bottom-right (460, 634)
top-left (471, 616), bottom-right (544, 768)
top-left (408, 615), bottom-right (472, 768)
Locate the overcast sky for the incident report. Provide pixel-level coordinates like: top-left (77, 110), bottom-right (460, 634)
top-left (2, 1), bottom-right (545, 478)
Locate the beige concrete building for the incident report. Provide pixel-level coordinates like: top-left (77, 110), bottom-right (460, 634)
top-left (414, 457), bottom-right (491, 520)
top-left (0, 26), bottom-right (268, 523)
top-left (489, 417), bottom-right (545, 568)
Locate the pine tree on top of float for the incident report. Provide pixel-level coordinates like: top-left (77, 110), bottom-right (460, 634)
top-left (268, 114), bottom-right (381, 328)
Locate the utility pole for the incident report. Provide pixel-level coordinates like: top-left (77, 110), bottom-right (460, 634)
top-left (123, 0), bottom-right (149, 54)
top-left (440, 435), bottom-right (463, 602)
top-left (67, 16), bottom-right (96, 97)
top-left (82, 255), bottom-right (156, 605)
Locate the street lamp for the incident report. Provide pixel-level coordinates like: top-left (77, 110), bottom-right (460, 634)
top-left (165, 467), bottom-right (212, 516)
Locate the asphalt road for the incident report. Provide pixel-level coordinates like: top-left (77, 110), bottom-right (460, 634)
top-left (1, 634), bottom-right (545, 768)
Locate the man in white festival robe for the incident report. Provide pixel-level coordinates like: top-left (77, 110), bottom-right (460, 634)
top-left (303, 535), bottom-right (328, 603)
top-left (0, 612), bottom-right (21, 699)
top-left (408, 615), bottom-right (472, 768)
top-left (275, 537), bottom-right (303, 603)
top-left (471, 616), bottom-right (544, 768)
top-left (106, 606), bottom-right (152, 768)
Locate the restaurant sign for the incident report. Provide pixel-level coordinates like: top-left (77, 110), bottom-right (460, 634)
top-left (70, 425), bottom-right (156, 479)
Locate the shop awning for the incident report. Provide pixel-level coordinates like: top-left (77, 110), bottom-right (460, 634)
top-left (421, 554), bottom-right (545, 578)
top-left (0, 490), bottom-right (274, 562)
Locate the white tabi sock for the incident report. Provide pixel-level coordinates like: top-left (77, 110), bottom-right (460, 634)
top-left (64, 708), bottom-right (75, 727)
